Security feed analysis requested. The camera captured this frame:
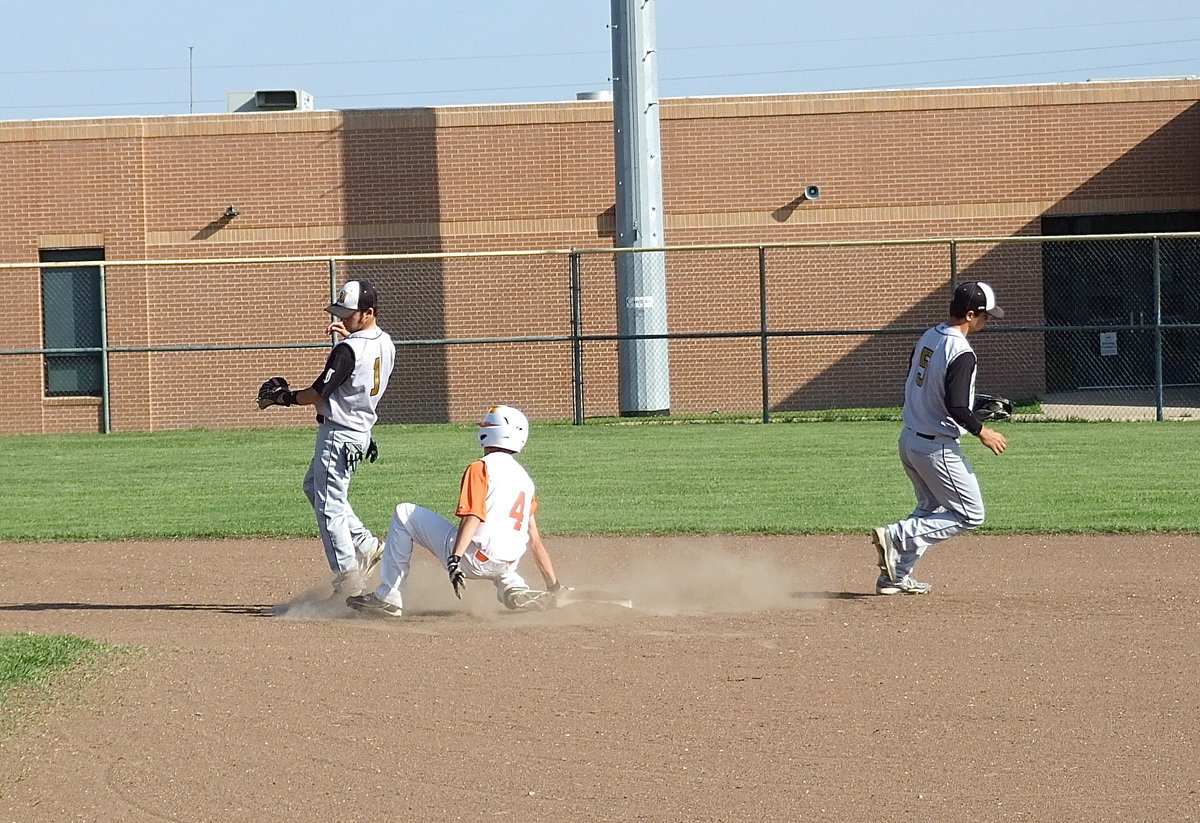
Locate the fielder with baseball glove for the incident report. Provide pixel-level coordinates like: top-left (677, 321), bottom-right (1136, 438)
top-left (256, 280), bottom-right (396, 601)
top-left (869, 281), bottom-right (1009, 597)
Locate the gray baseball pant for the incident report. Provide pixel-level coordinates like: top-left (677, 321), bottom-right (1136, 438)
top-left (302, 423), bottom-right (376, 581)
top-left (889, 427), bottom-right (985, 579)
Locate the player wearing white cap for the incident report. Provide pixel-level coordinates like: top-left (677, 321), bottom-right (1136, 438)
top-left (870, 281), bottom-right (1008, 595)
top-left (256, 280), bottom-right (396, 597)
top-left (347, 405), bottom-right (562, 618)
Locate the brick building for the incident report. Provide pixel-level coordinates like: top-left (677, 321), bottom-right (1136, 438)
top-left (2, 77), bottom-right (1198, 433)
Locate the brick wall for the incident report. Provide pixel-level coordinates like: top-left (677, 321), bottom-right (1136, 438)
top-left (0, 79), bottom-right (1197, 432)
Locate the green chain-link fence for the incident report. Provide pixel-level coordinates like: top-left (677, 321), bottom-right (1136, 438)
top-left (5, 232), bottom-right (1200, 432)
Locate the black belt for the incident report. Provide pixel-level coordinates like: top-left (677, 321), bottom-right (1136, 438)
top-left (915, 431), bottom-right (937, 440)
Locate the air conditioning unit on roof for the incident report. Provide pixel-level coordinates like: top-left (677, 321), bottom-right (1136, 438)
top-left (226, 89), bottom-right (314, 113)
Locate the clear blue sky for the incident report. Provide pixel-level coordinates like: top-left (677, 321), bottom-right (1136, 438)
top-left (3, 1), bottom-right (1199, 121)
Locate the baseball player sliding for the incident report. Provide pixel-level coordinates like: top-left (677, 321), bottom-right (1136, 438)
top-left (257, 280), bottom-right (396, 598)
top-left (871, 281), bottom-right (1008, 595)
top-left (347, 405), bottom-right (563, 618)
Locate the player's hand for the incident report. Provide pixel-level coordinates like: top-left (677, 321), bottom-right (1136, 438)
top-left (977, 426), bottom-right (1007, 455)
top-left (447, 554), bottom-right (466, 598)
top-left (326, 320), bottom-right (349, 338)
top-left (547, 580), bottom-right (572, 605)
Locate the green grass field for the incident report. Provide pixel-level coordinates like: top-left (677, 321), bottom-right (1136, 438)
top-left (2, 419), bottom-right (1197, 540)
top-left (0, 633), bottom-right (127, 709)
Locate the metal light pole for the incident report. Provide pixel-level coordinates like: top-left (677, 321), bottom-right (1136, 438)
top-left (611, 0), bottom-right (670, 416)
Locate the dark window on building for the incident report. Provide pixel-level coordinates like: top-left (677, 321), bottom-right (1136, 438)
top-left (40, 248), bottom-right (104, 397)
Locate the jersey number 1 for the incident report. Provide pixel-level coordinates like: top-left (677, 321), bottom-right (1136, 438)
top-left (371, 357), bottom-right (382, 396)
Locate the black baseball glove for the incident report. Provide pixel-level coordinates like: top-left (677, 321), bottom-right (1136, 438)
top-left (256, 377), bottom-right (297, 409)
top-left (973, 393), bottom-right (1013, 422)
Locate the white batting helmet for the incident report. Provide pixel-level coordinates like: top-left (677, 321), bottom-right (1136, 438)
top-left (477, 405), bottom-right (529, 453)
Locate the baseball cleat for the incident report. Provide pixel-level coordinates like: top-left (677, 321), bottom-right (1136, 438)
top-left (875, 575), bottom-right (932, 596)
top-left (871, 526), bottom-right (899, 581)
top-left (346, 592), bottom-right (403, 617)
top-left (503, 588), bottom-right (554, 612)
top-left (331, 568), bottom-right (366, 599)
top-left (357, 536), bottom-right (384, 579)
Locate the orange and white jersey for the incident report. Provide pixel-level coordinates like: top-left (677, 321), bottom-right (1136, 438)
top-left (455, 451), bottom-right (537, 563)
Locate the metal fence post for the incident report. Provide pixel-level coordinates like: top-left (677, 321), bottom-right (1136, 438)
top-left (99, 263), bottom-right (111, 434)
top-left (949, 240), bottom-right (959, 291)
top-left (1152, 237), bottom-right (1164, 421)
top-left (759, 246), bottom-right (769, 424)
top-left (570, 252), bottom-right (585, 425)
top-left (328, 259), bottom-right (339, 346)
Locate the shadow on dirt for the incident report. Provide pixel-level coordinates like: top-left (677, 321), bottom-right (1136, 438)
top-left (0, 602), bottom-right (271, 616)
top-left (792, 590), bottom-right (874, 601)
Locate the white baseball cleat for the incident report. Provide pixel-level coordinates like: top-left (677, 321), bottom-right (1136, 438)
top-left (871, 526), bottom-right (898, 582)
top-left (503, 587), bottom-right (555, 611)
top-left (357, 536), bottom-right (384, 579)
top-left (875, 575), bottom-right (932, 596)
top-left (331, 568), bottom-right (366, 599)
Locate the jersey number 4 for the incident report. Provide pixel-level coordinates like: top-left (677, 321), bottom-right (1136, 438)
top-left (508, 492), bottom-right (527, 531)
top-left (913, 346), bottom-right (933, 387)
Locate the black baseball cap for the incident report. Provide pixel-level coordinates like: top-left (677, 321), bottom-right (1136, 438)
top-left (950, 281), bottom-right (1004, 319)
top-left (325, 280), bottom-right (377, 319)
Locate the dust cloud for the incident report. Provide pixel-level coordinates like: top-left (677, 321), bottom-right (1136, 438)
top-left (599, 537), bottom-right (826, 616)
top-left (270, 536), bottom-right (832, 624)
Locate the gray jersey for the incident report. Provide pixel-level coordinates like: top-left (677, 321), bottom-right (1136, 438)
top-left (316, 327), bottom-right (395, 431)
top-left (902, 323), bottom-right (976, 438)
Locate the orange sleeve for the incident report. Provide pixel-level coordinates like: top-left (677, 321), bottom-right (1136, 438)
top-left (455, 460), bottom-right (489, 521)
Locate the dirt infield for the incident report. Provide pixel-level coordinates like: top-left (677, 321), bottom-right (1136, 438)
top-left (1, 534), bottom-right (1196, 822)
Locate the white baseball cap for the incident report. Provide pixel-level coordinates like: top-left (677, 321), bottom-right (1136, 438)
top-left (325, 280), bottom-right (377, 319)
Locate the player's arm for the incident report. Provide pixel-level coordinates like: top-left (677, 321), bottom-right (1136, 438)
top-left (451, 460), bottom-right (489, 558)
top-left (292, 343), bottom-right (356, 406)
top-left (945, 354), bottom-right (1006, 455)
top-left (445, 461), bottom-right (488, 597)
top-left (445, 514), bottom-right (481, 598)
top-left (526, 513), bottom-right (560, 590)
top-left (450, 514), bottom-right (481, 559)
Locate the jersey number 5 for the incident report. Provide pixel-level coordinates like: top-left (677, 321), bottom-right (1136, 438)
top-left (913, 346), bottom-right (933, 387)
top-left (508, 492), bottom-right (526, 531)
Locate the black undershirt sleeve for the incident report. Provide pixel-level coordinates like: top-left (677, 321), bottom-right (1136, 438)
top-left (944, 352), bottom-right (983, 435)
top-left (309, 343), bottom-right (356, 399)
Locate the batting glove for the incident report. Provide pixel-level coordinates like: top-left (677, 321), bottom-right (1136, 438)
top-left (447, 554), bottom-right (466, 598)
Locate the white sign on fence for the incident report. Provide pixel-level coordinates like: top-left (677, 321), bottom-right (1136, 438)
top-left (1099, 331), bottom-right (1118, 357)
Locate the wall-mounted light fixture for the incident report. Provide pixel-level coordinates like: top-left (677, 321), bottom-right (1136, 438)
top-left (224, 205), bottom-right (240, 218)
